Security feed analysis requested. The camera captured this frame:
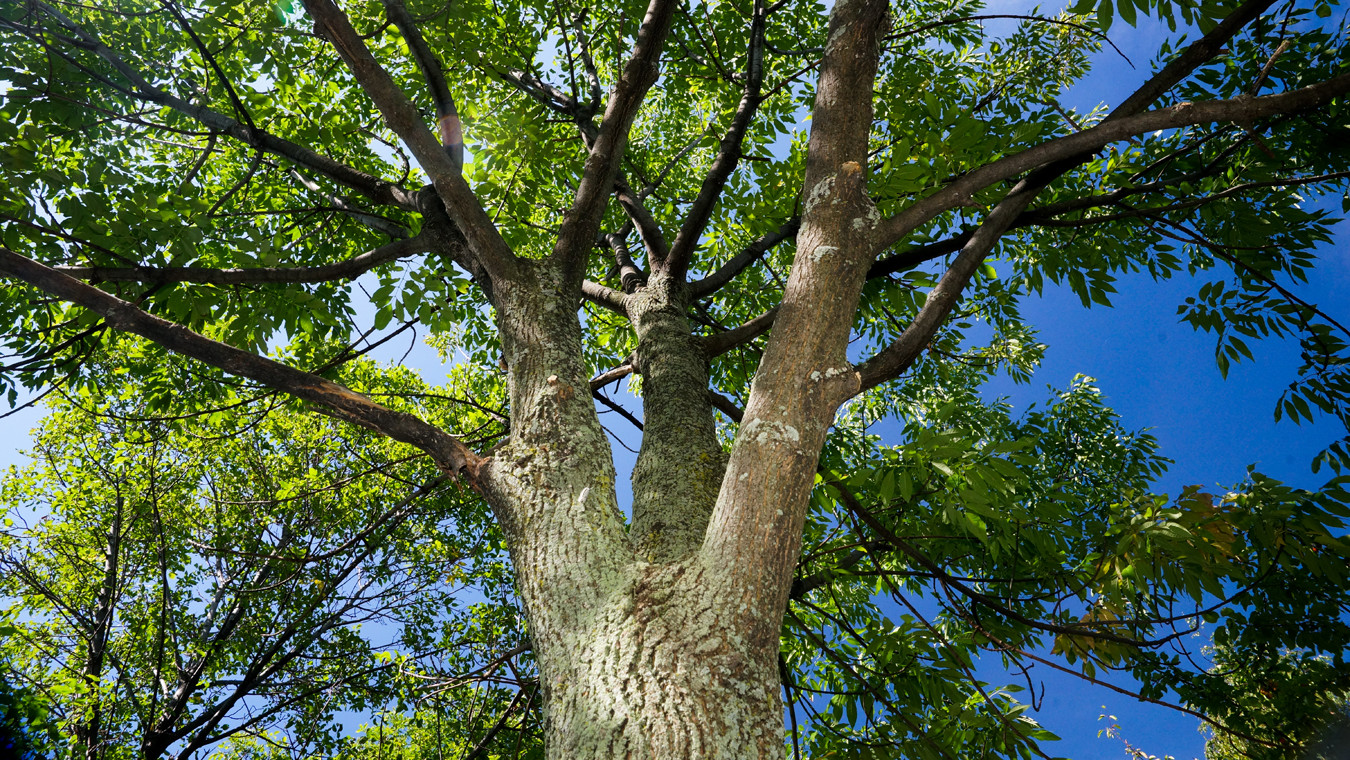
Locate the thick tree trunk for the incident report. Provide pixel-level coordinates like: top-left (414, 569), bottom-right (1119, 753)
top-left (535, 559), bottom-right (784, 759)
top-left (479, 260), bottom-right (788, 759)
top-left (461, 1), bottom-right (892, 752)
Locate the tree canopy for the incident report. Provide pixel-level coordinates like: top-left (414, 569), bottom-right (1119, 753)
top-left (1, 0), bottom-right (1349, 757)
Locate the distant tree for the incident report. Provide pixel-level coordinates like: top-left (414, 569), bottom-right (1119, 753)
top-left (0, 670), bottom-right (59, 760)
top-left (0, 361), bottom-right (530, 759)
top-left (1, 0), bottom-right (1350, 756)
top-left (1201, 643), bottom-right (1350, 760)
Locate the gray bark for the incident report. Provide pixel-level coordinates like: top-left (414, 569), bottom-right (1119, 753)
top-left (479, 260), bottom-right (786, 757)
top-left (465, 2), bottom-right (891, 755)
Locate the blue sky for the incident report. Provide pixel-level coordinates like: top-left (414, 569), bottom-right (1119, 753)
top-left (967, 210), bottom-right (1349, 758)
top-left (947, 4), bottom-right (1350, 755)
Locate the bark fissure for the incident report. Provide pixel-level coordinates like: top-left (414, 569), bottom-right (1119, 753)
top-left (534, 560), bottom-right (783, 758)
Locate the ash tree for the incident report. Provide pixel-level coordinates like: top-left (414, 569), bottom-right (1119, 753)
top-left (1, 0), bottom-right (1349, 756)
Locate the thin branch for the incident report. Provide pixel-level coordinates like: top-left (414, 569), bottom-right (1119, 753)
top-left (462, 684), bottom-right (537, 760)
top-left (689, 218), bottom-right (799, 298)
top-left (553, 0), bottom-right (678, 285)
top-left (9, 1), bottom-right (418, 209)
top-left (383, 0), bottom-right (464, 170)
top-left (592, 389), bottom-right (643, 430)
top-left (888, 14), bottom-right (1132, 68)
top-left (55, 235), bottom-right (430, 285)
top-left (824, 476), bottom-right (1178, 648)
top-left (661, 0), bottom-right (768, 280)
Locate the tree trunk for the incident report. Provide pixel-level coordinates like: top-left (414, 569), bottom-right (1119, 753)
top-left (534, 559), bottom-right (784, 759)
top-left (478, 260), bottom-right (790, 758)
top-left (464, 1), bottom-right (890, 752)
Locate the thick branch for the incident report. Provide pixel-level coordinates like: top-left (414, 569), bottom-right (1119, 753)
top-left (856, 0), bottom-right (1314, 391)
top-left (604, 231), bottom-right (648, 293)
top-left (701, 0), bottom-right (890, 652)
top-left (581, 279), bottom-right (629, 315)
top-left (877, 74), bottom-right (1350, 248)
top-left (613, 176), bottom-right (670, 263)
top-left (870, 165), bottom-right (1350, 277)
top-left (303, 0), bottom-right (516, 283)
top-left (0, 247), bottom-right (482, 478)
top-left (1114, 0), bottom-right (1277, 118)
top-left (628, 272), bottom-right (725, 562)
top-left (700, 305), bottom-right (778, 357)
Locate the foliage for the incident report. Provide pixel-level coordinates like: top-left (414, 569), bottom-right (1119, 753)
top-left (1200, 645), bottom-right (1350, 760)
top-left (0, 357), bottom-right (532, 759)
top-left (0, 667), bottom-right (60, 760)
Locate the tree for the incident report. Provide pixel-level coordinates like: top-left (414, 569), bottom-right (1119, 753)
top-left (0, 361), bottom-right (526, 760)
top-left (1199, 643), bottom-right (1350, 760)
top-left (0, 0), bottom-right (1348, 756)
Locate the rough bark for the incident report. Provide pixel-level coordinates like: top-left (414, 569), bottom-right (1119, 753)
top-left (628, 271), bottom-right (726, 563)
top-left (478, 260), bottom-right (782, 757)
top-left (531, 560), bottom-right (783, 758)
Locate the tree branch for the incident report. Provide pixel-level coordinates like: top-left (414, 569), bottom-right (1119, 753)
top-left (701, 0), bottom-right (890, 651)
top-left (660, 0), bottom-right (768, 280)
top-left (55, 235), bottom-right (430, 285)
top-left (878, 73), bottom-right (1350, 247)
top-left (604, 231), bottom-right (648, 293)
top-left (581, 279), bottom-right (629, 315)
top-left (383, 0), bottom-right (464, 171)
top-left (700, 305), bottom-right (778, 357)
top-left (553, 0), bottom-right (678, 286)
top-left (825, 477), bottom-right (1165, 648)
top-left (613, 176), bottom-right (670, 263)
top-left (303, 0), bottom-right (517, 284)
top-left (8, 0), bottom-right (418, 210)
top-left (0, 246), bottom-right (483, 479)
top-left (856, 0), bottom-right (1332, 391)
top-left (689, 217), bottom-right (799, 298)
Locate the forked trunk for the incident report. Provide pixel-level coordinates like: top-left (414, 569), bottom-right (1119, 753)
top-left (481, 264), bottom-right (789, 758)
